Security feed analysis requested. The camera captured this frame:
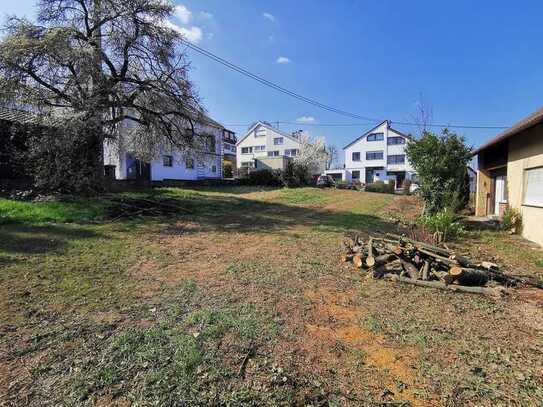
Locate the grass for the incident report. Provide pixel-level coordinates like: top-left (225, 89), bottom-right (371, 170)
top-left (0, 198), bottom-right (107, 224)
top-left (1, 186), bottom-right (542, 406)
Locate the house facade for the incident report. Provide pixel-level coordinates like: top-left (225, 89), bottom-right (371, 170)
top-left (330, 120), bottom-right (414, 187)
top-left (236, 121), bottom-right (326, 175)
top-left (474, 107), bottom-right (543, 246)
top-left (104, 115), bottom-right (224, 182)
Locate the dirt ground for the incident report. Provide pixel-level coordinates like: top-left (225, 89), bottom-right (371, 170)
top-left (1, 187), bottom-right (542, 406)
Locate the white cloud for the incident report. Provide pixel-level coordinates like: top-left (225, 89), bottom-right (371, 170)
top-left (296, 116), bottom-right (316, 124)
top-left (199, 11), bottom-right (214, 20)
top-left (164, 20), bottom-right (203, 43)
top-left (176, 26), bottom-right (203, 43)
top-left (174, 5), bottom-right (192, 24)
top-left (262, 12), bottom-right (275, 22)
top-left (276, 56), bottom-right (291, 64)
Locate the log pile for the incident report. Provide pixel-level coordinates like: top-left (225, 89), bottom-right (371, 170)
top-left (341, 233), bottom-right (536, 296)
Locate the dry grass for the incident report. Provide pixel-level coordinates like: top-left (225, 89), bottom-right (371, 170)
top-left (1, 187), bottom-right (542, 406)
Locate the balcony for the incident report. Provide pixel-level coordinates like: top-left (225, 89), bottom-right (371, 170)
top-left (222, 130), bottom-right (237, 145)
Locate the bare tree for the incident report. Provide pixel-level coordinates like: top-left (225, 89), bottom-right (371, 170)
top-left (410, 93), bottom-right (433, 136)
top-left (326, 144), bottom-right (338, 170)
top-left (0, 0), bottom-right (202, 191)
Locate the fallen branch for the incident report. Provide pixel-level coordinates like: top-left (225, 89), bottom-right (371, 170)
top-left (237, 345), bottom-right (255, 378)
top-left (384, 274), bottom-right (506, 297)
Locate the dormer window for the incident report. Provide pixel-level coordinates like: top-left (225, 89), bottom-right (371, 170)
top-left (367, 133), bottom-right (384, 142)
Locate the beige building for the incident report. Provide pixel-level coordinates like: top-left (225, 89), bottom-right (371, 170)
top-left (474, 107), bottom-right (543, 246)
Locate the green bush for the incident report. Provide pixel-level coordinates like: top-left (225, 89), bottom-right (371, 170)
top-left (417, 209), bottom-right (464, 242)
top-left (365, 181), bottom-right (395, 194)
top-left (239, 169), bottom-right (283, 186)
top-left (281, 161), bottom-right (311, 188)
top-left (502, 207), bottom-right (523, 234)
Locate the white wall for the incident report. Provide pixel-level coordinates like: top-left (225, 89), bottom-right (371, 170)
top-left (236, 123), bottom-right (301, 168)
top-left (105, 119), bottom-right (223, 181)
top-left (343, 121), bottom-right (415, 183)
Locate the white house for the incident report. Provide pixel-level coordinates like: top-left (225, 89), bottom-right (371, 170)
top-left (327, 120), bottom-right (415, 188)
top-left (236, 121), bottom-right (326, 175)
top-left (104, 114), bottom-right (224, 182)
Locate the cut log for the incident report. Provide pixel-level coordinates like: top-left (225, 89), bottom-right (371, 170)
top-left (443, 266), bottom-right (464, 285)
top-left (456, 268), bottom-right (489, 286)
top-left (385, 233), bottom-right (452, 257)
top-left (366, 238), bottom-right (375, 267)
top-left (418, 248), bottom-right (459, 266)
top-left (393, 246), bottom-right (403, 256)
top-left (400, 259), bottom-right (420, 280)
top-left (444, 267), bottom-right (490, 286)
top-left (450, 255), bottom-right (476, 268)
top-left (384, 274), bottom-right (506, 296)
top-left (421, 261), bottom-right (430, 281)
top-left (373, 253), bottom-right (398, 267)
top-left (353, 254), bottom-right (364, 268)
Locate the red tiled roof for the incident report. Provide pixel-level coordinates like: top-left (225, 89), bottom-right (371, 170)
top-left (473, 107), bottom-right (543, 155)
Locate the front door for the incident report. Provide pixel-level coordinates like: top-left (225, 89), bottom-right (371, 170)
top-left (494, 176), bottom-right (505, 216)
top-left (365, 169), bottom-right (374, 184)
top-left (126, 154), bottom-right (151, 181)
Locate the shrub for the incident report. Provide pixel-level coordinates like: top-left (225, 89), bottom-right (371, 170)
top-left (281, 161), bottom-right (311, 188)
top-left (240, 169), bottom-right (282, 186)
top-left (502, 207), bottom-right (522, 234)
top-left (405, 129), bottom-right (472, 214)
top-left (417, 209), bottom-right (464, 242)
top-left (223, 163), bottom-right (233, 178)
top-left (365, 181), bottom-right (395, 194)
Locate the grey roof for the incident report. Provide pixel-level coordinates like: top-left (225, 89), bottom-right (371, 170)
top-left (473, 106), bottom-right (543, 155)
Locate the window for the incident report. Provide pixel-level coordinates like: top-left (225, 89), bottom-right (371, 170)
top-left (268, 150), bottom-right (279, 157)
top-left (524, 167), bottom-right (543, 207)
top-left (273, 137), bottom-right (284, 145)
top-left (254, 145), bottom-right (266, 152)
top-left (366, 151), bottom-right (384, 160)
top-left (387, 154), bottom-right (405, 164)
top-left (212, 165), bottom-right (217, 173)
top-left (185, 157), bottom-right (194, 169)
top-left (352, 152), bottom-right (361, 161)
top-left (255, 129), bottom-right (266, 137)
top-left (241, 147), bottom-right (253, 154)
top-left (387, 136), bottom-right (406, 145)
top-left (162, 155), bottom-right (173, 167)
top-left (367, 133), bottom-right (384, 142)
top-left (206, 135), bottom-right (216, 153)
top-left (285, 149), bottom-right (298, 156)
top-left (241, 161), bottom-right (255, 168)
top-left (352, 170), bottom-right (360, 179)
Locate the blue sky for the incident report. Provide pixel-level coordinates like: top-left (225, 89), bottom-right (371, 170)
top-left (4, 0), bottom-right (543, 156)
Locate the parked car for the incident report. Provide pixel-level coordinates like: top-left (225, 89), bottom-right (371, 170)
top-left (316, 174), bottom-right (335, 188)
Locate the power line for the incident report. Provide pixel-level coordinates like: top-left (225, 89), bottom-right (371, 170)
top-left (222, 121), bottom-right (508, 130)
top-left (183, 41), bottom-right (509, 130)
